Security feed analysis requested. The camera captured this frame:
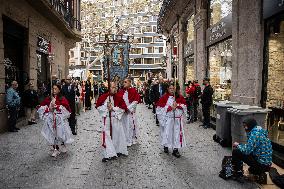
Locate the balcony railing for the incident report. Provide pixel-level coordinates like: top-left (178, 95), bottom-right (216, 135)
top-left (49, 0), bottom-right (81, 31)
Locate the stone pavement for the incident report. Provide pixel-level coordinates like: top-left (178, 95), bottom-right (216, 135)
top-left (0, 104), bottom-right (258, 189)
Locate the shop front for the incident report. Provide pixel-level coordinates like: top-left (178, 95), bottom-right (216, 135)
top-left (263, 0), bottom-right (284, 167)
top-left (206, 9), bottom-right (232, 127)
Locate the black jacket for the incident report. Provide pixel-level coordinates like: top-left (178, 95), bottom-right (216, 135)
top-left (150, 83), bottom-right (167, 103)
top-left (23, 89), bottom-right (39, 108)
top-left (62, 84), bottom-right (79, 105)
top-left (201, 85), bottom-right (214, 106)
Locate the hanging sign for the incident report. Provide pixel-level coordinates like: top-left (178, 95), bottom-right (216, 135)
top-left (37, 37), bottom-right (50, 54)
top-left (206, 14), bottom-right (232, 46)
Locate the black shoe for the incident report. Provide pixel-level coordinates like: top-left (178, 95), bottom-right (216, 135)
top-left (164, 147), bottom-right (169, 154)
top-left (9, 129), bottom-right (18, 132)
top-left (172, 149), bottom-right (181, 158)
top-left (117, 153), bottom-right (122, 157)
top-left (102, 158), bottom-right (109, 162)
top-left (72, 131), bottom-right (77, 135)
top-left (110, 156), bottom-right (117, 160)
top-left (28, 121), bottom-right (33, 125)
top-left (15, 127), bottom-right (20, 130)
top-left (232, 175), bottom-right (246, 183)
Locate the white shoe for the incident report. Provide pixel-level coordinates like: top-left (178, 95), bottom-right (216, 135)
top-left (60, 145), bottom-right (67, 153)
top-left (51, 149), bottom-right (60, 157)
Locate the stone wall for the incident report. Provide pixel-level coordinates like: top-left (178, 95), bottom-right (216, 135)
top-left (231, 0), bottom-right (264, 106)
top-left (266, 21), bottom-right (284, 108)
top-left (0, 0), bottom-right (77, 132)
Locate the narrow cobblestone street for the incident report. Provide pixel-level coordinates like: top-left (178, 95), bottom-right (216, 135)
top-left (0, 104), bottom-right (258, 189)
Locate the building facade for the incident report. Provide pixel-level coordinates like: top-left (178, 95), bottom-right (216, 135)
top-left (0, 0), bottom-right (81, 132)
top-left (69, 0), bottom-right (166, 82)
top-left (158, 0), bottom-right (284, 167)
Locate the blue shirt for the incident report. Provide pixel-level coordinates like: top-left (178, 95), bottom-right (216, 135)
top-left (6, 88), bottom-right (21, 108)
top-left (237, 126), bottom-right (272, 166)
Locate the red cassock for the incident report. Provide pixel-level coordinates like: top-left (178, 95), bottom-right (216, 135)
top-left (95, 92), bottom-right (128, 111)
top-left (156, 92), bottom-right (186, 108)
top-left (40, 95), bottom-right (71, 113)
top-left (118, 88), bottom-right (141, 106)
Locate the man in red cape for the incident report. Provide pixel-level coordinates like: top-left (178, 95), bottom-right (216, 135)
top-left (118, 78), bottom-right (141, 147)
top-left (156, 83), bottom-right (187, 158)
top-left (96, 82), bottom-right (128, 162)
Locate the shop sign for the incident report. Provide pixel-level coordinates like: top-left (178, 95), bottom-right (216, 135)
top-left (263, 0), bottom-right (284, 19)
top-left (206, 14), bottom-right (232, 46)
top-left (184, 41), bottom-right (194, 57)
top-left (37, 37), bottom-right (49, 54)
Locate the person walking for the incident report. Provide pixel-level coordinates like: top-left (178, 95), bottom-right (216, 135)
top-left (93, 81), bottom-right (99, 104)
top-left (156, 83), bottom-right (187, 158)
top-left (37, 83), bottom-right (74, 157)
top-left (6, 81), bottom-right (21, 132)
top-left (119, 78), bottom-right (141, 146)
top-left (200, 78), bottom-right (214, 129)
top-left (96, 82), bottom-right (128, 162)
top-left (23, 83), bottom-right (39, 125)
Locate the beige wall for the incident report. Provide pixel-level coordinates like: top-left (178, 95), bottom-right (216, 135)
top-left (266, 21), bottom-right (284, 108)
top-left (0, 0), bottom-right (77, 132)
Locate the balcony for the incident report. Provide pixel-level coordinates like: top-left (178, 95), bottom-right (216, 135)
top-left (26, 0), bottom-right (81, 40)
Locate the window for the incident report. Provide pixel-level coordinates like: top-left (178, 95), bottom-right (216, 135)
top-left (143, 37), bottom-right (152, 43)
top-left (81, 52), bottom-right (85, 57)
top-left (146, 26), bottom-right (152, 32)
top-left (133, 58), bottom-right (142, 64)
top-left (144, 58), bottom-right (154, 64)
top-left (209, 0), bottom-right (232, 27)
top-left (155, 58), bottom-right (162, 64)
top-left (130, 48), bottom-right (142, 54)
top-left (141, 26), bottom-right (146, 33)
top-left (159, 47), bottom-right (163, 53)
top-left (146, 47), bottom-right (153, 53)
top-left (70, 51), bottom-right (74, 58)
top-left (152, 26), bottom-right (157, 32)
top-left (142, 16), bottom-right (148, 22)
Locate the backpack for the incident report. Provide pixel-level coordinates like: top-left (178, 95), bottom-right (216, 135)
top-left (219, 156), bottom-right (234, 180)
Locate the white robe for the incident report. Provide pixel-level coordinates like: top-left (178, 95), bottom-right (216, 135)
top-left (97, 96), bottom-right (128, 158)
top-left (122, 90), bottom-right (138, 146)
top-left (38, 105), bottom-right (74, 145)
top-left (156, 96), bottom-right (187, 149)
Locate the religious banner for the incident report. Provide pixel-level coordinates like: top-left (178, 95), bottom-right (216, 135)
top-left (103, 43), bottom-right (130, 81)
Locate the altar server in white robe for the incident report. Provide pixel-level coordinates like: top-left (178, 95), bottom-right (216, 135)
top-left (96, 82), bottom-right (128, 162)
top-left (37, 84), bottom-right (74, 157)
top-left (156, 83), bottom-right (187, 158)
top-left (118, 78), bottom-right (141, 147)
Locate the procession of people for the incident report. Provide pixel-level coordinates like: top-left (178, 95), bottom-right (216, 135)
top-left (5, 74), bottom-right (273, 185)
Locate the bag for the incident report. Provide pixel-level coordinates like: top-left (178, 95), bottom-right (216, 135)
top-left (219, 156), bottom-right (234, 180)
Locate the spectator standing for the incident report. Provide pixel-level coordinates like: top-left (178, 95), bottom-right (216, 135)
top-left (85, 79), bottom-right (92, 110)
top-left (150, 77), bottom-right (167, 125)
top-left (193, 80), bottom-right (201, 122)
top-left (93, 81), bottom-right (99, 104)
top-left (62, 77), bottom-right (79, 135)
top-left (23, 83), bottom-right (39, 125)
top-left (6, 81), bottom-right (21, 132)
top-left (200, 78), bottom-right (214, 129)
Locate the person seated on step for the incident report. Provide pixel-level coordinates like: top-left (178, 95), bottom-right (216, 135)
top-left (232, 118), bottom-right (272, 184)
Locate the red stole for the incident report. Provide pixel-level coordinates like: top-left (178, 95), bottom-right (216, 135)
top-left (40, 96), bottom-right (71, 113)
